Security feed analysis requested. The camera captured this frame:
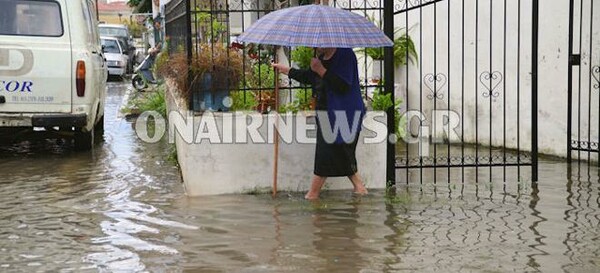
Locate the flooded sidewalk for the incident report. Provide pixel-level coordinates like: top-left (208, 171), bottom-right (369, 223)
top-left (0, 82), bottom-right (598, 272)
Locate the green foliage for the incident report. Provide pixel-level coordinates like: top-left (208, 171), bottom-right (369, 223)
top-left (291, 46), bottom-right (314, 70)
top-left (393, 32), bottom-right (418, 66)
top-left (167, 144), bottom-right (179, 167)
top-left (358, 31), bottom-right (418, 65)
top-left (384, 189), bottom-right (412, 205)
top-left (125, 84), bottom-right (167, 118)
top-left (246, 63), bottom-right (275, 89)
top-left (371, 89), bottom-right (395, 112)
top-left (278, 88), bottom-right (312, 113)
top-left (286, 47), bottom-right (315, 113)
top-left (153, 51), bottom-right (169, 76)
top-left (357, 16), bottom-right (418, 66)
top-left (230, 91), bottom-right (258, 111)
top-left (194, 10), bottom-right (227, 43)
top-left (295, 88), bottom-right (313, 110)
top-left (127, 0), bottom-right (151, 13)
top-left (371, 87), bottom-right (406, 139)
top-left (125, 20), bottom-right (145, 38)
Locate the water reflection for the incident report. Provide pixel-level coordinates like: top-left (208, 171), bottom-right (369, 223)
top-left (0, 81), bottom-right (598, 272)
top-left (311, 203), bottom-right (372, 272)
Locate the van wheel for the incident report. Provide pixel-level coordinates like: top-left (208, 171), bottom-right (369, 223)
top-left (95, 115), bottom-right (105, 134)
top-left (74, 128), bottom-right (94, 151)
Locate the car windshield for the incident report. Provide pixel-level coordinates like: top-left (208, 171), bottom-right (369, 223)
top-left (101, 39), bottom-right (121, 54)
top-left (99, 27), bottom-right (128, 38)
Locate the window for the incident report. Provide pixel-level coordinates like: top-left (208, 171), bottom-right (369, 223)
top-left (98, 27), bottom-right (129, 38)
top-left (82, 0), bottom-right (100, 44)
top-left (101, 39), bottom-right (122, 54)
top-left (0, 0), bottom-right (63, 37)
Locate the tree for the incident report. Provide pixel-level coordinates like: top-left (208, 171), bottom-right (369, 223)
top-left (127, 0), bottom-right (152, 13)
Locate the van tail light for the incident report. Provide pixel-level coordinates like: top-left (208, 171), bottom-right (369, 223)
top-left (76, 61), bottom-right (86, 97)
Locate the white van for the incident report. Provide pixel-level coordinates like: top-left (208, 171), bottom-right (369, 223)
top-left (0, 0), bottom-right (107, 150)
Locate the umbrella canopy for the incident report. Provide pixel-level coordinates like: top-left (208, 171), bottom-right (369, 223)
top-left (237, 4), bottom-right (393, 48)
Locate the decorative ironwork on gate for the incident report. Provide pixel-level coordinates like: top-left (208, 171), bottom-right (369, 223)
top-left (382, 0), bottom-right (539, 184)
top-left (164, 0), bottom-right (539, 185)
top-left (568, 0), bottom-right (600, 165)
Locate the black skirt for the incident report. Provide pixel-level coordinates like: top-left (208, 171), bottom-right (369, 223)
top-left (314, 124), bottom-right (360, 177)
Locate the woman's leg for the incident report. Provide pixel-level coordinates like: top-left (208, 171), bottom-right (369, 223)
top-left (348, 173), bottom-right (368, 195)
top-left (305, 175), bottom-right (327, 200)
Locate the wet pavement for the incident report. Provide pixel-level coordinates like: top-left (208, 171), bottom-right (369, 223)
top-left (0, 81), bottom-right (599, 272)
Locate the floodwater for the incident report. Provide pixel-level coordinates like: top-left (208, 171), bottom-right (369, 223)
top-left (0, 82), bottom-right (599, 272)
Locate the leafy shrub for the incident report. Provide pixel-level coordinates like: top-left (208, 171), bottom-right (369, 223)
top-left (279, 88), bottom-right (313, 113)
top-left (371, 88), bottom-right (406, 139)
top-left (124, 84), bottom-right (167, 118)
top-left (291, 46), bottom-right (313, 70)
top-left (230, 91), bottom-right (258, 111)
top-left (158, 44), bottom-right (244, 105)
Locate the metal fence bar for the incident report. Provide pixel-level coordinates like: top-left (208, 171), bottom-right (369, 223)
top-left (162, 0), bottom-right (540, 184)
top-left (568, 0), bottom-right (574, 163)
top-left (567, 0), bottom-right (599, 165)
top-left (587, 0), bottom-right (594, 163)
top-left (532, 0), bottom-right (539, 181)
top-left (384, 0), bottom-right (396, 186)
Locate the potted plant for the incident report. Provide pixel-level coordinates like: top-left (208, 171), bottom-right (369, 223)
top-left (290, 46), bottom-right (316, 110)
top-left (357, 17), bottom-right (418, 80)
top-left (191, 43), bottom-right (243, 111)
top-left (244, 62), bottom-right (277, 113)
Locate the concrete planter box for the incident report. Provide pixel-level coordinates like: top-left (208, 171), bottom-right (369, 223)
top-left (165, 82), bottom-right (387, 196)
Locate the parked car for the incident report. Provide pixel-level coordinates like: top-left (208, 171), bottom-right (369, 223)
top-left (101, 36), bottom-right (128, 78)
top-left (98, 24), bottom-right (135, 73)
top-left (0, 0), bottom-right (107, 150)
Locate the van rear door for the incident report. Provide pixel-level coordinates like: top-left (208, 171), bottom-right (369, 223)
top-left (0, 0), bottom-right (72, 113)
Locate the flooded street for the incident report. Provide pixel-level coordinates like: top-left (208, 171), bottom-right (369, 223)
top-left (0, 82), bottom-right (599, 272)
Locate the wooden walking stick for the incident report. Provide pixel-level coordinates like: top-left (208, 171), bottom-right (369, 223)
top-left (272, 48), bottom-right (280, 197)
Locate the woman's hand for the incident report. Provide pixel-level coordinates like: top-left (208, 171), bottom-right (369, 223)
top-left (271, 62), bottom-right (291, 75)
top-left (310, 58), bottom-right (327, 78)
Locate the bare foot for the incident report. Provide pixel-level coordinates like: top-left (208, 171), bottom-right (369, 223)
top-left (304, 191), bottom-right (320, 200)
top-left (353, 184), bottom-right (368, 195)
top-left (306, 175), bottom-right (326, 200)
top-left (348, 173), bottom-right (368, 195)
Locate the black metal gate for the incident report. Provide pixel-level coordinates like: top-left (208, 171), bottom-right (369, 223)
top-left (165, 0), bottom-right (539, 185)
top-left (386, 0), bottom-right (539, 184)
top-left (568, 0), bottom-right (600, 165)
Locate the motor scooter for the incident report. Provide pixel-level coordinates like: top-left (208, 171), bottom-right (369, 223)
top-left (132, 44), bottom-right (161, 91)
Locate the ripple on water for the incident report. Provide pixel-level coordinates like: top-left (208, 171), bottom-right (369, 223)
top-left (0, 82), bottom-right (599, 272)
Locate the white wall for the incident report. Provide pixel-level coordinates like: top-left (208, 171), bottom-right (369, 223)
top-left (166, 83), bottom-right (387, 196)
top-left (337, 0), bottom-right (599, 159)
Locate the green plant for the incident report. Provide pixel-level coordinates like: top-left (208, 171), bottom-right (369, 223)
top-left (192, 43), bottom-right (244, 91)
top-left (230, 91), bottom-right (258, 111)
top-left (384, 191), bottom-right (412, 205)
top-left (371, 87), bottom-right (406, 139)
top-left (291, 46), bottom-right (313, 70)
top-left (153, 51), bottom-right (169, 76)
top-left (295, 88), bottom-right (313, 110)
top-left (246, 63), bottom-right (275, 89)
top-left (123, 84), bottom-right (167, 118)
top-left (356, 16), bottom-right (418, 66)
top-left (125, 19), bottom-right (145, 38)
top-left (127, 0), bottom-right (151, 13)
top-left (167, 144), bottom-right (179, 167)
top-left (244, 63), bottom-right (276, 110)
top-left (278, 88), bottom-right (312, 113)
top-left (393, 31), bottom-right (418, 66)
top-left (194, 10), bottom-right (227, 43)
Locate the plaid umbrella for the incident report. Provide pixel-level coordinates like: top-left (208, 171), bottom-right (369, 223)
top-left (238, 4), bottom-right (393, 48)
